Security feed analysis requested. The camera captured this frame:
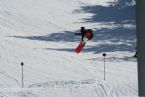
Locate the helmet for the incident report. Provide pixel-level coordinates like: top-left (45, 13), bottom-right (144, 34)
top-left (81, 26), bottom-right (85, 30)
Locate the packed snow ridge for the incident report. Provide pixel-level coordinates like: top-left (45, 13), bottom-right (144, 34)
top-left (0, 80), bottom-right (137, 97)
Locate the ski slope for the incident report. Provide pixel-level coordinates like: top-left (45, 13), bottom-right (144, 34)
top-left (0, 0), bottom-right (137, 96)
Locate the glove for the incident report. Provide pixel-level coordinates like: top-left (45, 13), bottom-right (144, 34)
top-left (82, 37), bottom-right (88, 43)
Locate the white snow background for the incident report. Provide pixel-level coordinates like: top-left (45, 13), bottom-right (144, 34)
top-left (0, 0), bottom-right (137, 97)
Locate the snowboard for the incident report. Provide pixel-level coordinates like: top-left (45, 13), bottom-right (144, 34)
top-left (75, 41), bottom-right (86, 53)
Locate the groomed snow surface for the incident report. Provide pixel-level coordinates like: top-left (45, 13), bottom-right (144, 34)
top-left (0, 0), bottom-right (137, 97)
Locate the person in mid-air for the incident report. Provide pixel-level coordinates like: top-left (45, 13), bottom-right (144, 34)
top-left (75, 27), bottom-right (94, 42)
top-left (74, 27), bottom-right (94, 53)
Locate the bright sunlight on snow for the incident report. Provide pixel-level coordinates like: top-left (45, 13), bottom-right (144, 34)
top-left (0, 0), bottom-right (137, 97)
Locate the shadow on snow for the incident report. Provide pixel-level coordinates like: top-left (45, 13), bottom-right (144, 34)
top-left (12, 0), bottom-right (136, 61)
top-left (13, 27), bottom-right (136, 53)
top-left (13, 31), bottom-right (79, 42)
top-left (74, 0), bottom-right (135, 24)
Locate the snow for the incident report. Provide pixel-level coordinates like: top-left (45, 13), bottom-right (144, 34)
top-left (0, 0), bottom-right (137, 97)
top-left (0, 80), bottom-right (137, 97)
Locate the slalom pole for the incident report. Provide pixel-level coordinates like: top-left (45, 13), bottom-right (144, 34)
top-left (21, 62), bottom-right (24, 88)
top-left (103, 53), bottom-right (106, 80)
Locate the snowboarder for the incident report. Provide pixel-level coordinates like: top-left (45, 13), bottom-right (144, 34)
top-left (75, 26), bottom-right (93, 42)
top-left (75, 27), bottom-right (94, 53)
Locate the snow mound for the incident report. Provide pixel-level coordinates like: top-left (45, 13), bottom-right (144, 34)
top-left (0, 80), bottom-right (137, 97)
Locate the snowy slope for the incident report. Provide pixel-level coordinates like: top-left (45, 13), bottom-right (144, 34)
top-left (0, 0), bottom-right (137, 96)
